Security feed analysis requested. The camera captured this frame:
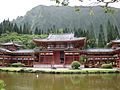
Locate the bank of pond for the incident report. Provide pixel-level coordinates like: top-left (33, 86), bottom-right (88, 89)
top-left (0, 67), bottom-right (120, 74)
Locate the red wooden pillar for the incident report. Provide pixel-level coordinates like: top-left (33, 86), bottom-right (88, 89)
top-left (39, 52), bottom-right (40, 63)
top-left (79, 52), bottom-right (81, 63)
top-left (93, 57), bottom-right (95, 66)
top-left (119, 60), bottom-right (120, 68)
top-left (2, 57), bottom-right (4, 67)
top-left (44, 52), bottom-right (46, 64)
top-left (42, 53), bottom-right (44, 64)
top-left (52, 51), bottom-right (55, 67)
top-left (28, 57), bottom-right (31, 66)
top-left (51, 52), bottom-right (53, 67)
top-left (118, 59), bottom-right (120, 68)
top-left (27, 57), bottom-right (29, 66)
top-left (78, 53), bottom-right (80, 62)
top-left (73, 52), bottom-right (75, 61)
top-left (118, 54), bottom-right (120, 68)
top-left (22, 54), bottom-right (24, 63)
top-left (17, 57), bottom-right (18, 63)
top-left (2, 53), bottom-right (5, 66)
top-left (63, 52), bottom-right (66, 67)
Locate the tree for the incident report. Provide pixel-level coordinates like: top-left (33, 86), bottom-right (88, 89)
top-left (23, 23), bottom-right (31, 34)
top-left (13, 23), bottom-right (19, 33)
top-left (52, 0), bottom-right (120, 7)
top-left (107, 20), bottom-right (119, 42)
top-left (19, 25), bottom-right (23, 34)
top-left (86, 23), bottom-right (96, 48)
top-left (114, 25), bottom-right (120, 39)
top-left (98, 24), bottom-right (106, 47)
top-left (51, 0), bottom-right (119, 14)
top-left (34, 27), bottom-right (39, 34)
top-left (80, 54), bottom-right (87, 63)
top-left (0, 24), bottom-right (3, 35)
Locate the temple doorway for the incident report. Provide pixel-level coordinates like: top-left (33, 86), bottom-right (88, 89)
top-left (60, 51), bottom-right (64, 64)
top-left (53, 51), bottom-right (64, 64)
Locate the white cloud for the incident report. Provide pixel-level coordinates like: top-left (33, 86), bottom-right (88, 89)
top-left (0, 0), bottom-right (119, 22)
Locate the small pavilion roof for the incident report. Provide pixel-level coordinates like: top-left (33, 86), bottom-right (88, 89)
top-left (112, 39), bottom-right (120, 43)
top-left (0, 42), bottom-right (22, 47)
top-left (107, 39), bottom-right (120, 47)
top-left (0, 48), bottom-right (12, 53)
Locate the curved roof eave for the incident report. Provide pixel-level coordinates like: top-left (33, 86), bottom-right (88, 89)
top-left (33, 37), bottom-right (86, 43)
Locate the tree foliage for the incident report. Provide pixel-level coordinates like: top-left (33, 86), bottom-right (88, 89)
top-left (0, 80), bottom-right (5, 90)
top-left (0, 18), bottom-right (119, 49)
top-left (0, 32), bottom-right (47, 49)
top-left (52, 0), bottom-right (120, 7)
top-left (71, 61), bottom-right (81, 69)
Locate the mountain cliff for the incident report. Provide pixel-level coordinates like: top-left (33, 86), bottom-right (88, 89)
top-left (12, 5), bottom-right (120, 37)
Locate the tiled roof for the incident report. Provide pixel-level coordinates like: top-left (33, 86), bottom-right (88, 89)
top-left (86, 48), bottom-right (114, 52)
top-left (112, 39), bottom-right (120, 43)
top-left (13, 49), bottom-right (35, 53)
top-left (0, 48), bottom-right (11, 53)
top-left (48, 33), bottom-right (74, 40)
top-left (0, 42), bottom-right (22, 47)
top-left (12, 49), bottom-right (54, 53)
top-left (33, 33), bottom-right (85, 42)
top-left (107, 39), bottom-right (120, 47)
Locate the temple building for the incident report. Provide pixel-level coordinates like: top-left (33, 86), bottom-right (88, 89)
top-left (84, 39), bottom-right (120, 68)
top-left (0, 33), bottom-right (120, 68)
top-left (0, 33), bottom-right (86, 67)
top-left (0, 42), bottom-right (22, 51)
top-left (84, 48), bottom-right (118, 68)
top-left (33, 33), bottom-right (86, 67)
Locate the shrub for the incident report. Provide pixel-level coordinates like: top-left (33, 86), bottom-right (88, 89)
top-left (101, 64), bottom-right (112, 69)
top-left (71, 61), bottom-right (80, 69)
top-left (11, 62), bottom-right (25, 67)
top-left (0, 80), bottom-right (5, 90)
top-left (80, 55), bottom-right (87, 62)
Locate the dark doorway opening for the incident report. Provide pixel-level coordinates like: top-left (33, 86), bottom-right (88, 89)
top-left (60, 51), bottom-right (64, 63)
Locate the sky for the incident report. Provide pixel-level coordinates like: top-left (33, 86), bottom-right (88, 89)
top-left (0, 0), bottom-right (120, 22)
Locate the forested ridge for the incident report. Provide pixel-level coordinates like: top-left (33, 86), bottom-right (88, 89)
top-left (0, 5), bottom-right (120, 49)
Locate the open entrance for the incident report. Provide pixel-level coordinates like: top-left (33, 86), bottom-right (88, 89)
top-left (60, 51), bottom-right (64, 64)
top-left (53, 51), bottom-right (64, 64)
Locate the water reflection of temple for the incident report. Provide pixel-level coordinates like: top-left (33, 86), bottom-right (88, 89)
top-left (0, 33), bottom-right (120, 68)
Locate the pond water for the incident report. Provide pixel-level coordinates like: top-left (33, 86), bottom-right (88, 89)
top-left (0, 72), bottom-right (120, 90)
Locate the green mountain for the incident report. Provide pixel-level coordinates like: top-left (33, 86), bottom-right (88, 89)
top-left (12, 5), bottom-right (120, 38)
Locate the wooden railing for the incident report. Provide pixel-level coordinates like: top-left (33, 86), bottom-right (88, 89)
top-left (87, 56), bottom-right (118, 61)
top-left (11, 56), bottom-right (35, 61)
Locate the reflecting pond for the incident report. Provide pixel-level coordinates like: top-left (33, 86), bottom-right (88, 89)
top-left (0, 72), bottom-right (120, 90)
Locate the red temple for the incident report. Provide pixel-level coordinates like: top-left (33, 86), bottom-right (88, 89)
top-left (0, 33), bottom-right (120, 68)
top-left (33, 33), bottom-right (86, 67)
